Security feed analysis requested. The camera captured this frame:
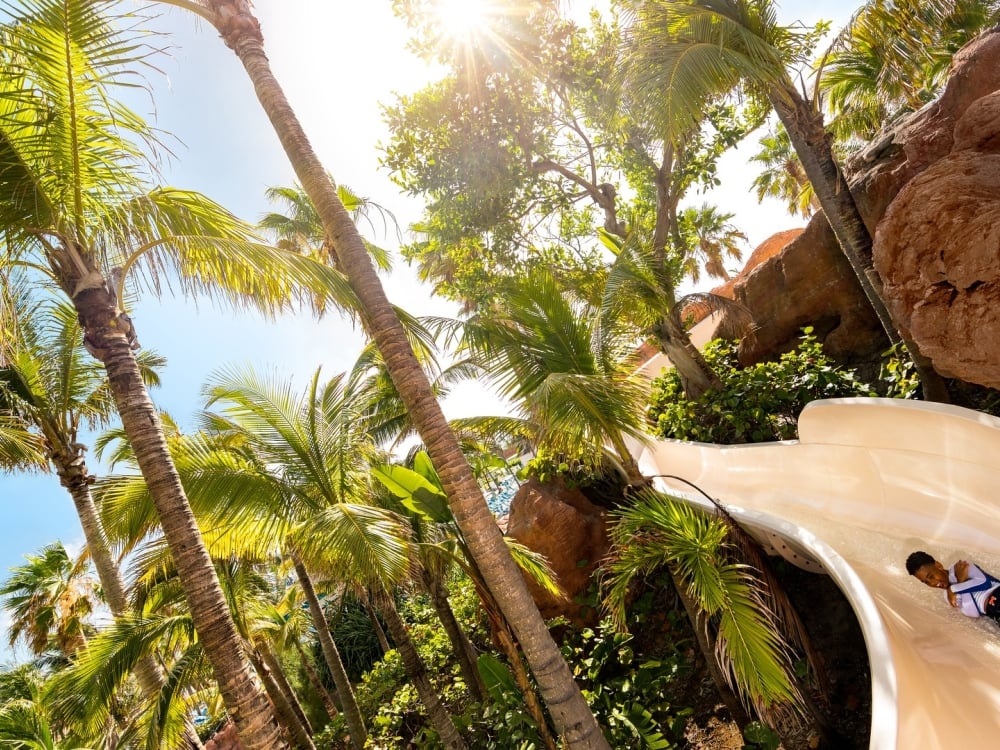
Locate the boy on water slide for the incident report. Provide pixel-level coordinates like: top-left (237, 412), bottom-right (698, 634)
top-left (906, 550), bottom-right (1000, 625)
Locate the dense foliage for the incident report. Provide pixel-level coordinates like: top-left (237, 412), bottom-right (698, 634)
top-left (648, 331), bottom-right (873, 443)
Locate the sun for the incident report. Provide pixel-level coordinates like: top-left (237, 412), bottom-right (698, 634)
top-left (434, 0), bottom-right (493, 40)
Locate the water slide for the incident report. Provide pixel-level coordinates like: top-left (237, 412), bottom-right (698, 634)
top-left (635, 398), bottom-right (1000, 750)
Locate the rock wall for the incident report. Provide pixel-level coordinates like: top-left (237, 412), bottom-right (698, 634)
top-left (729, 30), bottom-right (1000, 387)
top-left (872, 36), bottom-right (1000, 389)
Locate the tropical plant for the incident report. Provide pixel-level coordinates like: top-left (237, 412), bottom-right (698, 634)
top-left (647, 331), bottom-right (873, 443)
top-left (820, 0), bottom-right (1000, 144)
top-left (260, 181), bottom-right (396, 279)
top-left (749, 125), bottom-right (818, 218)
top-left (619, 0), bottom-right (950, 402)
top-left (0, 2), bottom-right (355, 745)
top-left (0, 664), bottom-right (93, 750)
top-left (603, 488), bottom-right (802, 726)
top-left (444, 267), bottom-right (651, 483)
top-left (149, 1), bottom-right (614, 744)
top-left (0, 284), bottom-right (210, 749)
top-left (0, 542), bottom-right (96, 658)
top-left (677, 203), bottom-right (747, 283)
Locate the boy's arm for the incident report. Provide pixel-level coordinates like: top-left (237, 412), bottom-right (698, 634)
top-left (950, 561), bottom-right (986, 593)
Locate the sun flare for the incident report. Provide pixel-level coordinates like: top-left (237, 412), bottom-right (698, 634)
top-left (435, 0), bottom-right (493, 40)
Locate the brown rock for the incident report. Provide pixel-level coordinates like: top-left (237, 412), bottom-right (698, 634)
top-left (732, 219), bottom-right (885, 364)
top-left (203, 722), bottom-right (245, 750)
top-left (874, 151), bottom-right (1000, 388)
top-left (505, 477), bottom-right (610, 625)
top-left (952, 89), bottom-right (1000, 153)
top-left (732, 30), bottom-right (1000, 385)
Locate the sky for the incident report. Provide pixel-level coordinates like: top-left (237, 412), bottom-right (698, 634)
top-left (0, 0), bottom-right (854, 662)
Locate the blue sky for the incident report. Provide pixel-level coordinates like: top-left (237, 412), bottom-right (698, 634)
top-left (0, 0), bottom-right (852, 661)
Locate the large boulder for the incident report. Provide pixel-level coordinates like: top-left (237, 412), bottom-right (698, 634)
top-left (731, 219), bottom-right (885, 365)
top-left (730, 30), bottom-right (1000, 386)
top-left (505, 477), bottom-right (610, 625)
top-left (870, 32), bottom-right (1000, 389)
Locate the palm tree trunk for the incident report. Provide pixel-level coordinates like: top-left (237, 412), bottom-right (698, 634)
top-left (196, 7), bottom-right (610, 747)
top-left (378, 596), bottom-right (468, 750)
top-left (292, 638), bottom-right (340, 721)
top-left (650, 145), bottom-right (723, 400)
top-left (769, 82), bottom-right (950, 403)
top-left (651, 315), bottom-right (723, 399)
top-left (50, 435), bottom-right (206, 750)
top-left (71, 280), bottom-right (285, 750)
top-left (60, 465), bottom-right (207, 749)
top-left (424, 571), bottom-right (487, 703)
top-left (672, 571), bottom-right (751, 729)
top-left (249, 647), bottom-right (316, 750)
top-left (259, 642), bottom-right (314, 737)
top-left (469, 570), bottom-right (560, 750)
top-left (291, 555), bottom-right (366, 749)
top-left (359, 591), bottom-right (391, 654)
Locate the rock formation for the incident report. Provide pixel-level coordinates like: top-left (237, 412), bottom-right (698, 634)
top-left (505, 477), bottom-right (610, 625)
top-left (726, 30), bottom-right (1000, 388)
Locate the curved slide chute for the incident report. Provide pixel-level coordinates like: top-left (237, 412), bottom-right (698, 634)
top-left (637, 398), bottom-right (1000, 750)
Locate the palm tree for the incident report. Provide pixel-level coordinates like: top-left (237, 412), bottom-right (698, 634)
top-left (0, 285), bottom-right (207, 749)
top-left (620, 0), bottom-right (950, 402)
top-left (0, 542), bottom-right (96, 658)
top-left (0, 664), bottom-right (89, 750)
top-left (449, 267), bottom-right (651, 484)
top-left (749, 125), bottom-right (818, 218)
top-left (603, 488), bottom-right (801, 730)
top-left (678, 203), bottom-right (747, 283)
top-left (820, 0), bottom-right (1000, 144)
top-left (0, 2), bottom-right (355, 745)
top-left (372, 454), bottom-right (564, 750)
top-left (155, 3), bottom-right (611, 746)
top-left (260, 181), bottom-right (397, 275)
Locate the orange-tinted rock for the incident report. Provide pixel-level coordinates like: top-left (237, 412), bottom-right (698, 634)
top-left (203, 722), bottom-right (245, 750)
top-left (874, 151), bottom-right (1000, 388)
top-left (731, 220), bottom-right (885, 364)
top-left (505, 477), bottom-right (609, 625)
top-left (870, 31), bottom-right (1000, 389)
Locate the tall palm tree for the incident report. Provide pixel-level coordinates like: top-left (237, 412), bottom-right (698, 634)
top-left (98, 367), bottom-right (374, 749)
top-left (0, 542), bottom-right (96, 658)
top-left (749, 125), bottom-right (818, 218)
top-left (154, 3), bottom-right (611, 746)
top-left (0, 285), bottom-right (206, 749)
top-left (0, 2), bottom-right (356, 745)
top-left (620, 0), bottom-right (949, 402)
top-left (678, 203), bottom-right (747, 283)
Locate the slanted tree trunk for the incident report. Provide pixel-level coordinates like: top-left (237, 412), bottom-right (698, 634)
top-left (378, 595), bottom-right (468, 750)
top-left (292, 638), bottom-right (339, 721)
top-left (424, 571), bottom-right (487, 703)
top-left (249, 646), bottom-right (315, 750)
top-left (650, 145), bottom-right (724, 399)
top-left (259, 642), bottom-right (314, 738)
top-left (291, 554), bottom-right (366, 749)
top-left (188, 5), bottom-right (610, 747)
top-left (52, 439), bottom-right (206, 750)
top-left (769, 81), bottom-right (950, 403)
top-left (70, 274), bottom-right (285, 750)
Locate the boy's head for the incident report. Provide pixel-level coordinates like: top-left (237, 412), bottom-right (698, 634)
top-left (906, 550), bottom-right (949, 589)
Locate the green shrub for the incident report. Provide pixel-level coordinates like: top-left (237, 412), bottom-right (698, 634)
top-left (648, 330), bottom-right (872, 443)
top-left (559, 612), bottom-right (690, 749)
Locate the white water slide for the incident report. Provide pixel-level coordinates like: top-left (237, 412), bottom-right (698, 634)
top-left (637, 398), bottom-right (1000, 750)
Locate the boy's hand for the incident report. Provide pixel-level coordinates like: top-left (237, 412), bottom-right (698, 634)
top-left (947, 588), bottom-right (958, 607)
top-left (955, 560), bottom-right (970, 582)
